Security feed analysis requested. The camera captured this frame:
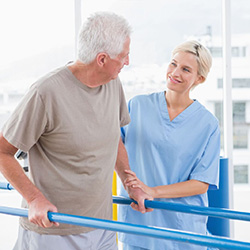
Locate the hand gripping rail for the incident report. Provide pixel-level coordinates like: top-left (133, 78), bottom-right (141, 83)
top-left (1, 183), bottom-right (250, 249)
top-left (113, 196), bottom-right (250, 222)
top-left (1, 182), bottom-right (250, 222)
top-left (0, 206), bottom-right (250, 250)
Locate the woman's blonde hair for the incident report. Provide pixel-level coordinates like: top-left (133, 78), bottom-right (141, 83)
top-left (172, 40), bottom-right (212, 80)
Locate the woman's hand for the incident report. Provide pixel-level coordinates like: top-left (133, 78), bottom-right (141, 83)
top-left (124, 169), bottom-right (155, 197)
top-left (124, 170), bottom-right (209, 200)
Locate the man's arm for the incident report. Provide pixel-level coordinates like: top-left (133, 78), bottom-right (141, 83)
top-left (0, 132), bottom-right (59, 228)
top-left (115, 137), bottom-right (153, 213)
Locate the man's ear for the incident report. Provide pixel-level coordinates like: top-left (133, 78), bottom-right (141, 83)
top-left (96, 53), bottom-right (108, 66)
top-left (198, 75), bottom-right (205, 84)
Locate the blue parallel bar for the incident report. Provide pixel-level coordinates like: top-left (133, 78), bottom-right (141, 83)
top-left (0, 206), bottom-right (250, 250)
top-left (0, 182), bottom-right (14, 190)
top-left (1, 182), bottom-right (250, 222)
top-left (113, 196), bottom-right (250, 222)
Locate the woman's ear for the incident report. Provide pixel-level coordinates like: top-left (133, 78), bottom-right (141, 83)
top-left (195, 75), bottom-right (205, 86)
top-left (192, 75), bottom-right (205, 89)
top-left (96, 53), bottom-right (108, 66)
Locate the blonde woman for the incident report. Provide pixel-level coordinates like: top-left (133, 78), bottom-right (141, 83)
top-left (118, 40), bottom-right (220, 250)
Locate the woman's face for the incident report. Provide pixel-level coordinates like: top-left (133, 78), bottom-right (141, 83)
top-left (166, 51), bottom-right (203, 95)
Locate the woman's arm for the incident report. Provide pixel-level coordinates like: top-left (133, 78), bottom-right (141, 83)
top-left (115, 138), bottom-right (153, 213)
top-left (124, 169), bottom-right (209, 199)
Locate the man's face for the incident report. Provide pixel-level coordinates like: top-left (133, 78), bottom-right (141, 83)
top-left (105, 37), bottom-right (130, 80)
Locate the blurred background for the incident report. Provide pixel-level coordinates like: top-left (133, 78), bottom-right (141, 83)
top-left (0, 0), bottom-right (250, 248)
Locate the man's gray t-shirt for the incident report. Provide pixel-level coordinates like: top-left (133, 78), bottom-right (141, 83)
top-left (2, 66), bottom-right (130, 235)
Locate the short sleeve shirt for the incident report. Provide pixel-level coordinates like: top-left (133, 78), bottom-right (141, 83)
top-left (118, 92), bottom-right (220, 250)
top-left (2, 66), bottom-right (130, 235)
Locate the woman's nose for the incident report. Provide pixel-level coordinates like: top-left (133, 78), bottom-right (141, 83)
top-left (172, 66), bottom-right (181, 76)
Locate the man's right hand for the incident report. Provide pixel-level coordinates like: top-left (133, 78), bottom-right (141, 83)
top-left (0, 133), bottom-right (59, 228)
top-left (127, 186), bottom-right (153, 214)
top-left (28, 194), bottom-right (59, 228)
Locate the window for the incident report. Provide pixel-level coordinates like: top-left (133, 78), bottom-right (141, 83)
top-left (208, 47), bottom-right (223, 57)
top-left (242, 46), bottom-right (246, 57)
top-left (218, 78), bottom-right (250, 88)
top-left (214, 102), bottom-right (224, 149)
top-left (233, 102), bottom-right (245, 123)
top-left (234, 165), bottom-right (249, 184)
top-left (209, 46), bottom-right (246, 58)
top-left (232, 47), bottom-right (240, 57)
top-left (233, 126), bottom-right (248, 149)
top-left (215, 101), bottom-right (248, 149)
top-left (8, 93), bottom-right (23, 104)
top-left (0, 0), bottom-right (75, 129)
top-left (233, 102), bottom-right (247, 149)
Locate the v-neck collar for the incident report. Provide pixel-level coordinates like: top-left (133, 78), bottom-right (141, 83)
top-left (158, 91), bottom-right (200, 125)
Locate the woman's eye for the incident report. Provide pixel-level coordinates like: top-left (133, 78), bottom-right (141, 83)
top-left (183, 68), bottom-right (190, 72)
top-left (171, 62), bottom-right (176, 66)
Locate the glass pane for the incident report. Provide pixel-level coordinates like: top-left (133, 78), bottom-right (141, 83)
top-left (218, 78), bottom-right (250, 88)
top-left (233, 125), bottom-right (248, 149)
top-left (233, 102), bottom-right (245, 123)
top-left (0, 2), bottom-right (75, 248)
top-left (0, 0), bottom-right (75, 128)
top-left (214, 102), bottom-right (224, 150)
top-left (232, 0), bottom-right (250, 242)
top-left (234, 165), bottom-right (248, 184)
top-left (215, 101), bottom-right (248, 149)
top-left (233, 78), bottom-right (250, 88)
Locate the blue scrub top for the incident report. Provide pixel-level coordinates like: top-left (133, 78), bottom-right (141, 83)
top-left (118, 92), bottom-right (220, 250)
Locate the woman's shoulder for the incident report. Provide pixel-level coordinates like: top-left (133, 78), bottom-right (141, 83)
top-left (195, 100), bottom-right (219, 127)
top-left (129, 91), bottom-right (163, 105)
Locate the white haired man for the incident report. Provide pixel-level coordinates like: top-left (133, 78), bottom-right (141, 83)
top-left (0, 12), bottom-right (151, 250)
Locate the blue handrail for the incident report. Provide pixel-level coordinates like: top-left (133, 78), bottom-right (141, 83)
top-left (0, 182), bottom-right (14, 190)
top-left (0, 206), bottom-right (250, 250)
top-left (113, 196), bottom-right (250, 222)
top-left (1, 182), bottom-right (250, 222)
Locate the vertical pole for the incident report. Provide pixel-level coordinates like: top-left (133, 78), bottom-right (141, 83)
top-left (74, 0), bottom-right (82, 58)
top-left (222, 0), bottom-right (234, 237)
top-left (112, 172), bottom-right (118, 221)
top-left (112, 172), bottom-right (118, 244)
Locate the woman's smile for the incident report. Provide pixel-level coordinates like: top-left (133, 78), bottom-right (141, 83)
top-left (168, 75), bottom-right (181, 84)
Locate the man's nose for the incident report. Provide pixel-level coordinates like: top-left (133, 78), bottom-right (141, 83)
top-left (124, 55), bottom-right (129, 66)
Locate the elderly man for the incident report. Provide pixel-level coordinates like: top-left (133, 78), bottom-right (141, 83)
top-left (0, 12), bottom-right (151, 250)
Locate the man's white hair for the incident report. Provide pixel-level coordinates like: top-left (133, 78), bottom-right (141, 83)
top-left (77, 12), bottom-right (132, 64)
